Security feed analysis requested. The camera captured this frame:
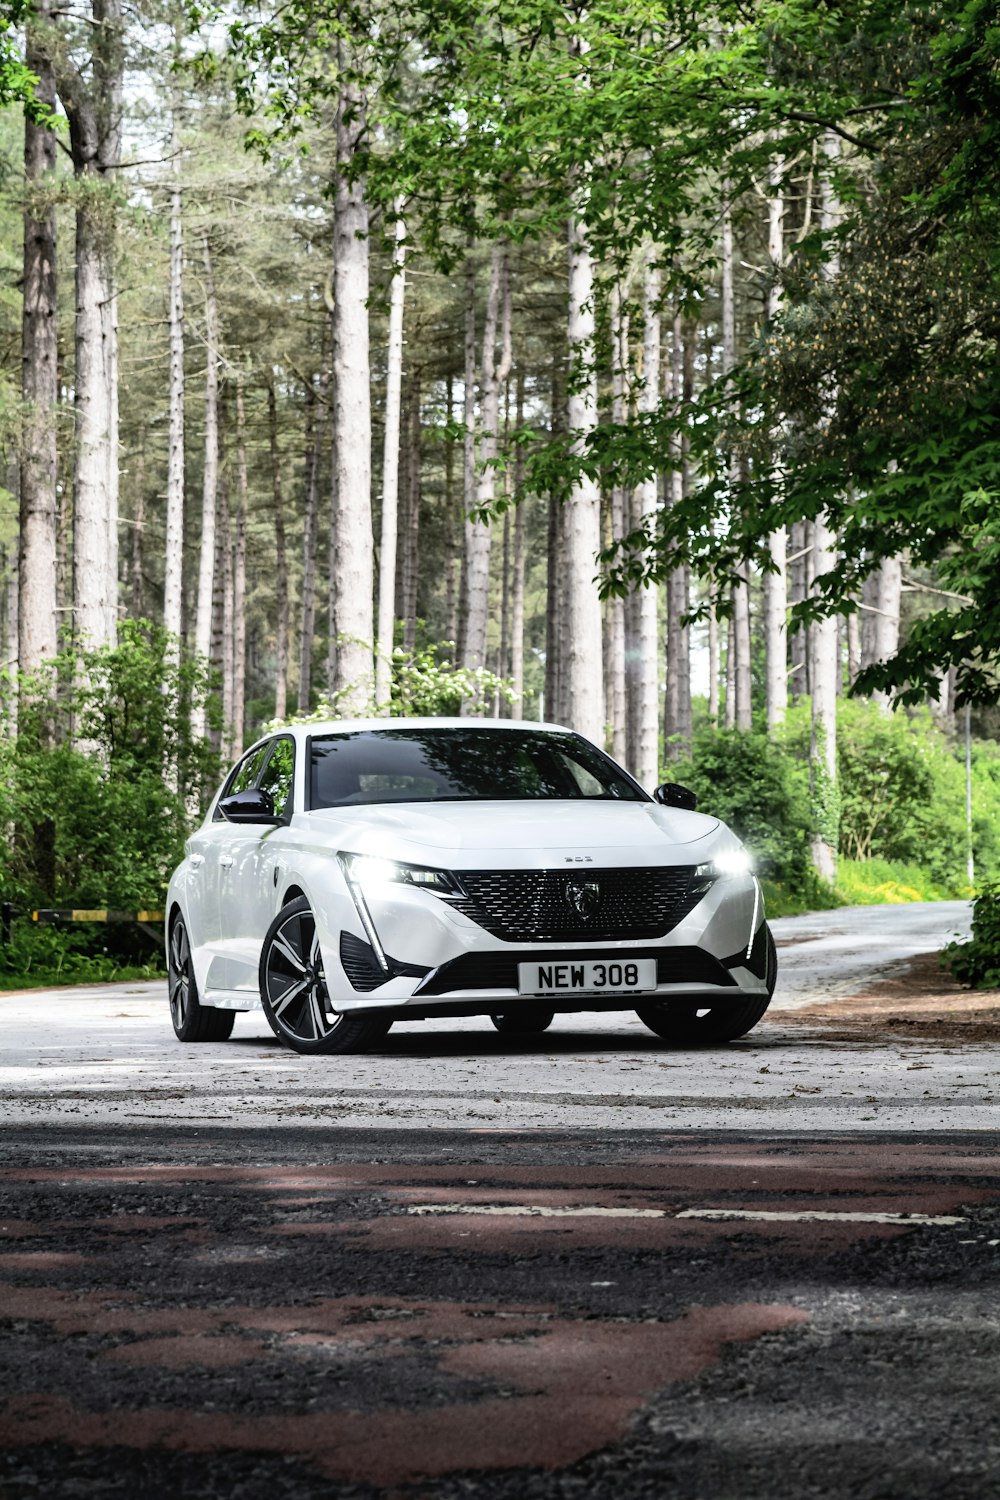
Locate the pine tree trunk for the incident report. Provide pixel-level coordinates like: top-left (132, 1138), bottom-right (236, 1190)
top-left (510, 369), bottom-right (526, 715)
top-left (664, 313), bottom-right (693, 756)
top-left (329, 56), bottom-right (374, 712)
top-left (375, 209), bottom-right (406, 710)
top-left (297, 375), bottom-right (323, 714)
top-left (129, 440), bottom-right (144, 619)
top-left (218, 477), bottom-right (234, 757)
top-left (632, 249), bottom-right (660, 786)
top-left (721, 198), bottom-right (752, 730)
top-left (461, 241), bottom-right (511, 680)
top-left (788, 519), bottom-right (809, 699)
top-left (764, 159), bottom-right (788, 731)
top-left (607, 284), bottom-right (629, 764)
top-left (544, 359), bottom-right (565, 724)
top-left (401, 374), bottom-right (422, 651)
top-left (810, 132), bottom-right (842, 881)
top-left (564, 210), bottom-right (603, 743)
top-left (232, 380), bottom-right (249, 756)
top-left (267, 378), bottom-right (289, 721)
top-left (18, 6), bottom-right (58, 675)
top-left (457, 249), bottom-right (476, 663)
top-left (57, 0), bottom-right (123, 652)
top-left (191, 236), bottom-right (218, 738)
top-left (163, 105), bottom-right (185, 645)
top-left (444, 373), bottom-right (460, 648)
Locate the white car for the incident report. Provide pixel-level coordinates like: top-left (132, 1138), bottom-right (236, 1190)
top-left (166, 719), bottom-right (776, 1054)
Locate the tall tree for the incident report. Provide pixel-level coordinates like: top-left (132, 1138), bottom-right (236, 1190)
top-left (808, 133), bottom-right (842, 882)
top-left (763, 159), bottom-right (788, 732)
top-left (191, 235), bottom-right (218, 738)
top-left (267, 375), bottom-right (290, 720)
top-left (328, 49), bottom-right (375, 713)
top-left (53, 0), bottom-right (124, 650)
top-left (374, 209), bottom-right (406, 710)
top-left (162, 89), bottom-right (185, 647)
top-left (563, 207), bottom-right (603, 742)
top-left (631, 247), bottom-right (660, 787)
top-left (18, 0), bottom-right (58, 675)
top-left (721, 200), bottom-right (751, 731)
top-left (460, 239), bottom-right (511, 680)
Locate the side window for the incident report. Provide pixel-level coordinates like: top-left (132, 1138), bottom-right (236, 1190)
top-left (214, 743), bottom-right (271, 819)
top-left (258, 737), bottom-right (295, 820)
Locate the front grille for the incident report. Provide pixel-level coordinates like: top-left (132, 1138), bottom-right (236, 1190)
top-left (450, 866), bottom-right (705, 942)
top-left (416, 946), bottom-right (735, 997)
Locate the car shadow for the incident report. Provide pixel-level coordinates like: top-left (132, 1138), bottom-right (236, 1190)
top-left (227, 1026), bottom-right (828, 1059)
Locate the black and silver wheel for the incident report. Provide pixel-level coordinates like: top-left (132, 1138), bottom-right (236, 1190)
top-left (636, 926), bottom-right (778, 1045)
top-left (259, 896), bottom-right (393, 1055)
top-left (490, 1010), bottom-right (555, 1036)
top-left (168, 913), bottom-right (236, 1043)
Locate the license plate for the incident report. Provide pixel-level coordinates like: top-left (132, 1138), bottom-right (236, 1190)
top-left (517, 958), bottom-right (657, 996)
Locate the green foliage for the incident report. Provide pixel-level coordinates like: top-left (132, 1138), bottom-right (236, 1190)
top-left (836, 857), bottom-right (958, 906)
top-left (943, 882), bottom-right (1000, 990)
top-left (673, 702), bottom-right (997, 908)
top-left (0, 922), bottom-right (163, 991)
top-left (0, 622), bottom-right (221, 912)
top-left (669, 725), bottom-right (813, 890)
top-left (267, 640), bottom-right (516, 728)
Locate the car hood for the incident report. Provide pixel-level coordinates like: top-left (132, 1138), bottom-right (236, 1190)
top-left (298, 799), bottom-right (722, 868)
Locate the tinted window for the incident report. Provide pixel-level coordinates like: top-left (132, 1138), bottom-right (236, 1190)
top-left (309, 729), bottom-right (646, 809)
top-left (259, 737), bottom-right (295, 819)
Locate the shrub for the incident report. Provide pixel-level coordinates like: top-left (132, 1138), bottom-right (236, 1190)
top-left (669, 727), bottom-right (813, 888)
top-left (943, 882), bottom-right (1000, 989)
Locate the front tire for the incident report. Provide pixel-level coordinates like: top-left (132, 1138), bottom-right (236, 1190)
top-left (168, 914), bottom-right (236, 1043)
top-left (259, 896), bottom-right (393, 1055)
top-left (636, 926), bottom-right (777, 1044)
top-left (490, 1010), bottom-right (555, 1036)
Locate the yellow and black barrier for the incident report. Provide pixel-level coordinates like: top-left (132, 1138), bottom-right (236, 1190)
top-left (30, 909), bottom-right (164, 925)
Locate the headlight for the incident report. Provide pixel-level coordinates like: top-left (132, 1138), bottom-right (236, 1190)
top-left (694, 847), bottom-right (754, 881)
top-left (339, 852), bottom-right (460, 895)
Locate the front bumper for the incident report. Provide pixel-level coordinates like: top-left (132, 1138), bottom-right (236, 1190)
top-left (324, 871), bottom-right (768, 1017)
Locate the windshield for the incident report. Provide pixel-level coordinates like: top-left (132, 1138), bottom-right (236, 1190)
top-left (308, 728), bottom-right (648, 809)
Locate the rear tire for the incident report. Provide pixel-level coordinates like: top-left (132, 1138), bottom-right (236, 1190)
top-left (490, 1010), bottom-right (555, 1036)
top-left (168, 914), bottom-right (236, 1043)
top-left (636, 926), bottom-right (777, 1044)
top-left (260, 896), bottom-right (393, 1055)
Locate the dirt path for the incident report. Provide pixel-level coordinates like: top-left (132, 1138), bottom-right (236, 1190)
top-left (769, 951), bottom-right (1000, 1045)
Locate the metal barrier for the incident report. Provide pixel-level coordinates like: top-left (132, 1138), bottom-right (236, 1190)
top-left (1, 903), bottom-right (164, 945)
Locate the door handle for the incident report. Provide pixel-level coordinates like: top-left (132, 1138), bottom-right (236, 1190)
top-left (189, 854), bottom-right (204, 868)
top-left (219, 855), bottom-right (235, 869)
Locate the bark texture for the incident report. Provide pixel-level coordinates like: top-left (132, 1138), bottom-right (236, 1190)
top-left (631, 249), bottom-right (660, 788)
top-left (191, 236), bottom-right (218, 738)
top-left (460, 241), bottom-right (511, 680)
top-left (163, 107), bottom-right (185, 646)
top-left (563, 211), bottom-right (604, 743)
top-left (18, 5), bottom-right (59, 674)
top-left (329, 58), bottom-right (374, 713)
top-left (57, 0), bottom-right (124, 651)
top-left (268, 377), bottom-right (290, 722)
top-left (297, 375), bottom-right (323, 714)
top-left (375, 210), bottom-right (406, 710)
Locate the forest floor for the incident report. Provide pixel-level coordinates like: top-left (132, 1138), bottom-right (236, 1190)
top-left (768, 949), bottom-right (1000, 1045)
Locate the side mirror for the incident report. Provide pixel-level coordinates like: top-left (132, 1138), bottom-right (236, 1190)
top-left (653, 782), bottom-right (698, 812)
top-left (218, 787), bottom-right (280, 824)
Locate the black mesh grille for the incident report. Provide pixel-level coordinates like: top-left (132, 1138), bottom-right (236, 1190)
top-left (339, 931), bottom-right (430, 993)
top-left (416, 946), bottom-right (735, 997)
top-left (450, 866), bottom-right (705, 942)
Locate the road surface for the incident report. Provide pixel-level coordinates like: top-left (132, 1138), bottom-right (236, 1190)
top-left (2, 901), bottom-right (997, 1498)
